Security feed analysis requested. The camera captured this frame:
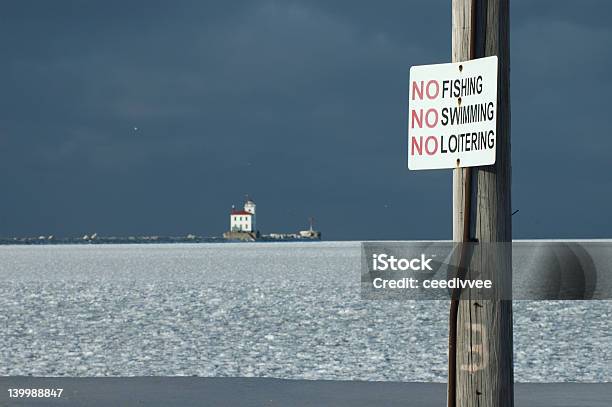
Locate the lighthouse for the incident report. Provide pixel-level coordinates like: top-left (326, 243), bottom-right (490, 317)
top-left (230, 198), bottom-right (257, 233)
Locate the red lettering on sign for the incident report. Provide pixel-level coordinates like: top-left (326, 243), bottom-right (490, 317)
top-left (411, 109), bottom-right (422, 129)
top-left (426, 80), bottom-right (439, 99)
top-left (411, 136), bottom-right (439, 156)
top-left (412, 81), bottom-right (424, 100)
top-left (412, 80), bottom-right (440, 100)
top-left (425, 136), bottom-right (438, 155)
top-left (411, 136), bottom-right (423, 156)
top-left (425, 109), bottom-right (438, 128)
top-left (411, 108), bottom-right (439, 129)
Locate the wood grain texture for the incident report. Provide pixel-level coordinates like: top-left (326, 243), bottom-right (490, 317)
top-left (451, 1), bottom-right (513, 406)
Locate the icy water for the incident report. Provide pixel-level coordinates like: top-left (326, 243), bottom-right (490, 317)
top-left (0, 242), bottom-right (610, 382)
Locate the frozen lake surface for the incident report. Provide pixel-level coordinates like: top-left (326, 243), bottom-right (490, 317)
top-left (0, 242), bottom-right (610, 382)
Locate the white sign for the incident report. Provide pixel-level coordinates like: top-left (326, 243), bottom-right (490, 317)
top-left (408, 56), bottom-right (498, 170)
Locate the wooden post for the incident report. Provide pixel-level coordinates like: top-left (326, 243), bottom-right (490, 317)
top-left (450, 1), bottom-right (513, 407)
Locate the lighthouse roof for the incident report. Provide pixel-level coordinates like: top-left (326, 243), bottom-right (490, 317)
top-left (231, 210), bottom-right (252, 216)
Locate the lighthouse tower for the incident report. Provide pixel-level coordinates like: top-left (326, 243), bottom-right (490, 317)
top-left (244, 198), bottom-right (256, 231)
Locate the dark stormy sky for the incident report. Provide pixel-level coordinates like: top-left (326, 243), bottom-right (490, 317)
top-left (1, 1), bottom-right (611, 240)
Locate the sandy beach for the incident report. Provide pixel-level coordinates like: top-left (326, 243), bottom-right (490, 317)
top-left (1, 377), bottom-right (610, 407)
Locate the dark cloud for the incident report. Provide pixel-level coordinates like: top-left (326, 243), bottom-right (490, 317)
top-left (0, 1), bottom-right (610, 239)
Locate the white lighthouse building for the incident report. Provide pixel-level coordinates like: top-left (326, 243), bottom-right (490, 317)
top-left (230, 198), bottom-right (257, 233)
